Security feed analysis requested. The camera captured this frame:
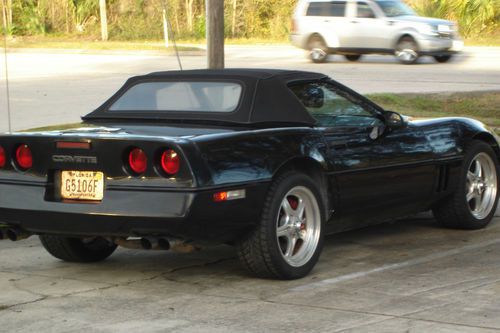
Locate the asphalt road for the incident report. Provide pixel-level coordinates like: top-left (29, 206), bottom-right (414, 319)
top-left (0, 45), bottom-right (500, 332)
top-left (0, 45), bottom-right (499, 132)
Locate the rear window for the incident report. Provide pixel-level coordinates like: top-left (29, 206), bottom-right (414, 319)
top-left (306, 1), bottom-right (346, 17)
top-left (109, 81), bottom-right (242, 113)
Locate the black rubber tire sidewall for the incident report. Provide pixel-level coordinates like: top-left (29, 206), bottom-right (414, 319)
top-left (434, 141), bottom-right (499, 229)
top-left (40, 235), bottom-right (117, 262)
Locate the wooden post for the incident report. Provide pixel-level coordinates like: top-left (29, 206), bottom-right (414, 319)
top-left (99, 0), bottom-right (108, 41)
top-left (206, 0), bottom-right (224, 69)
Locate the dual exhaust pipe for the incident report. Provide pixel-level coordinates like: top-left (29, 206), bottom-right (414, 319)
top-left (114, 237), bottom-right (198, 253)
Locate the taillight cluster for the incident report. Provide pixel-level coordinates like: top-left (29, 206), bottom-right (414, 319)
top-left (127, 147), bottom-right (180, 177)
top-left (0, 144), bottom-right (33, 170)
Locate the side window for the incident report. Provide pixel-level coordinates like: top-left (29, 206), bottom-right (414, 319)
top-left (290, 82), bottom-right (381, 128)
top-left (306, 1), bottom-right (346, 17)
top-left (356, 2), bottom-right (375, 18)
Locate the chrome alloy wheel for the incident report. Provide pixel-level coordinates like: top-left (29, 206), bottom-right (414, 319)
top-left (276, 186), bottom-right (321, 267)
top-left (466, 152), bottom-right (498, 219)
top-left (395, 48), bottom-right (418, 62)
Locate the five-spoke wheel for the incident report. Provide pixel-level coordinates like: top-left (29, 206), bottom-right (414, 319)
top-left (276, 186), bottom-right (321, 267)
top-left (434, 140), bottom-right (499, 229)
top-left (465, 152), bottom-right (498, 220)
top-left (237, 171), bottom-right (325, 279)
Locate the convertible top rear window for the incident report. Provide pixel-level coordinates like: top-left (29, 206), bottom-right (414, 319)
top-left (109, 81), bottom-right (242, 113)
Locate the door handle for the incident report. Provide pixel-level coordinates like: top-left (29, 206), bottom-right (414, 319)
top-left (350, 20), bottom-right (359, 24)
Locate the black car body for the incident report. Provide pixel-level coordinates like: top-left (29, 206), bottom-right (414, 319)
top-left (0, 69), bottom-right (498, 279)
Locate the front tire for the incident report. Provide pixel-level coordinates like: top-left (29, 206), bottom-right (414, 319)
top-left (237, 172), bottom-right (325, 279)
top-left (308, 35), bottom-right (329, 64)
top-left (40, 235), bottom-right (117, 262)
top-left (433, 141), bottom-right (499, 229)
top-left (395, 36), bottom-right (419, 64)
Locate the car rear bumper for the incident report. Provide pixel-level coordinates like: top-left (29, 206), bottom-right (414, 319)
top-left (0, 181), bottom-right (270, 242)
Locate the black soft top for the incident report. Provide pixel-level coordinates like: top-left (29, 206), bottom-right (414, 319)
top-left (83, 69), bottom-right (328, 125)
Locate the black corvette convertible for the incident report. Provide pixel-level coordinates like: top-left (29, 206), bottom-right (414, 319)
top-left (0, 69), bottom-right (498, 279)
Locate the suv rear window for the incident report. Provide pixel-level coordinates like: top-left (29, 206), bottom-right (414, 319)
top-left (306, 1), bottom-right (346, 17)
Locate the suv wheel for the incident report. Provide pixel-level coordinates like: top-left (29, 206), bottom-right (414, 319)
top-left (395, 36), bottom-right (419, 64)
top-left (434, 55), bottom-right (453, 63)
top-left (344, 54), bottom-right (362, 62)
top-left (308, 35), bottom-right (329, 64)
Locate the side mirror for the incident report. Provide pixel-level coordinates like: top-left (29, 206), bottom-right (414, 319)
top-left (384, 110), bottom-right (405, 129)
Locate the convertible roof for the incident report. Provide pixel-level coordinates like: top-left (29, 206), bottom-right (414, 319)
top-left (84, 69), bottom-right (328, 125)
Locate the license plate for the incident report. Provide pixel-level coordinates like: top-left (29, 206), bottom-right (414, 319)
top-left (60, 171), bottom-right (104, 201)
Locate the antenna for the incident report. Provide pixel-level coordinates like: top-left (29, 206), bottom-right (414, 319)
top-left (161, 1), bottom-right (183, 70)
top-left (1, 0), bottom-right (12, 133)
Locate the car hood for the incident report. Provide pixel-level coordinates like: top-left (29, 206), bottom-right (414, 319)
top-left (392, 15), bottom-right (454, 26)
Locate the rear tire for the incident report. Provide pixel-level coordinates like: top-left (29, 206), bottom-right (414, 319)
top-left (433, 141), bottom-right (499, 229)
top-left (395, 36), bottom-right (419, 64)
top-left (236, 171), bottom-right (325, 279)
top-left (40, 235), bottom-right (117, 262)
top-left (308, 35), bottom-right (329, 64)
top-left (434, 55), bottom-right (453, 63)
top-left (345, 54), bottom-right (362, 62)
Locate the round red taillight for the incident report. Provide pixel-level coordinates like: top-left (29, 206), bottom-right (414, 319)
top-left (16, 144), bottom-right (33, 170)
top-left (161, 149), bottom-right (180, 175)
top-left (128, 148), bottom-right (148, 175)
top-left (0, 146), bottom-right (5, 168)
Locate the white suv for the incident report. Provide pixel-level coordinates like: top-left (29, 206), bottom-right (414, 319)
top-left (290, 0), bottom-right (464, 64)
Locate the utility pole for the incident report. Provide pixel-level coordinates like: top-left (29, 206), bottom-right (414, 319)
top-left (206, 0), bottom-right (224, 69)
top-left (99, 0), bottom-right (108, 41)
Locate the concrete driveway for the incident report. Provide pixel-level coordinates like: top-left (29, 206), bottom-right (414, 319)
top-left (0, 209), bottom-right (499, 332)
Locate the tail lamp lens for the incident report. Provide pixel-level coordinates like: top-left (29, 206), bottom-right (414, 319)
top-left (161, 149), bottom-right (180, 175)
top-left (16, 144), bottom-right (33, 170)
top-left (0, 146), bottom-right (5, 168)
top-left (128, 148), bottom-right (147, 175)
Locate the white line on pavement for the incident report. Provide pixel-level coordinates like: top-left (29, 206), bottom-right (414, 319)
top-left (291, 237), bottom-right (500, 292)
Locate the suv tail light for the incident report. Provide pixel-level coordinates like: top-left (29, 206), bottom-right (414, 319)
top-left (128, 148), bottom-right (148, 175)
top-left (16, 144), bottom-right (33, 170)
top-left (160, 149), bottom-right (180, 176)
top-left (0, 146), bottom-right (5, 168)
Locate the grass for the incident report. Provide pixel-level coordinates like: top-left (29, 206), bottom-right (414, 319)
top-left (464, 30), bottom-right (500, 47)
top-left (368, 91), bottom-right (500, 133)
top-left (3, 35), bottom-right (290, 52)
top-left (4, 36), bottom-right (203, 52)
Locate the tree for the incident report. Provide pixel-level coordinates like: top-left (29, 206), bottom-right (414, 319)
top-left (99, 0), bottom-right (108, 41)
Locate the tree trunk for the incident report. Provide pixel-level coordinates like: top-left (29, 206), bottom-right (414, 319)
top-left (185, 0), bottom-right (194, 32)
top-left (231, 0), bottom-right (237, 37)
top-left (99, 0), bottom-right (108, 41)
top-left (206, 0), bottom-right (224, 69)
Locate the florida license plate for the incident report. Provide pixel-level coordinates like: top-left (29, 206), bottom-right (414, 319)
top-left (60, 171), bottom-right (104, 201)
